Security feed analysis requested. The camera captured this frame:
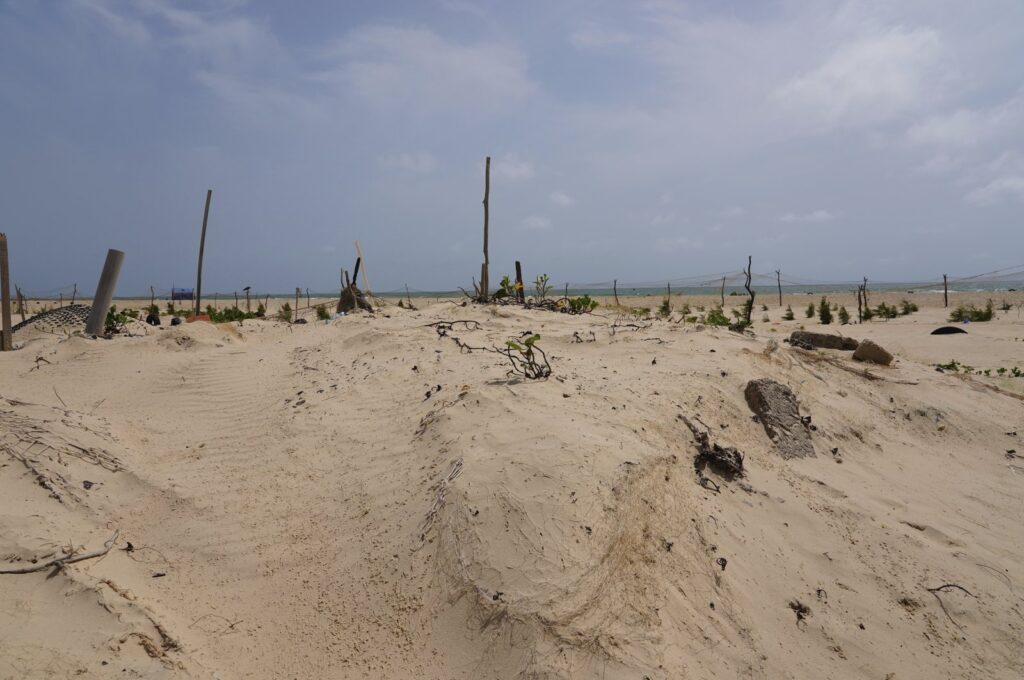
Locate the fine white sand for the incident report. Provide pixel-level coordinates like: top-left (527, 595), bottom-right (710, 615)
top-left (2, 292), bottom-right (1022, 679)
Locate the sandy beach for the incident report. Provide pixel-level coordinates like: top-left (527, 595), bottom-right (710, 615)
top-left (1, 292), bottom-right (1022, 679)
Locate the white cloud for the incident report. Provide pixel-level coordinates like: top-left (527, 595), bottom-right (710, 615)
top-left (778, 210), bottom-right (835, 223)
top-left (721, 206), bottom-right (745, 218)
top-left (521, 215), bottom-right (551, 230)
top-left (965, 176), bottom-right (1024, 205)
top-left (570, 24), bottom-right (632, 49)
top-left (379, 152), bottom-right (437, 174)
top-left (774, 27), bottom-right (946, 128)
top-left (493, 153), bottom-right (534, 181)
top-left (318, 26), bottom-right (535, 112)
top-left (907, 92), bottom-right (1024, 148)
top-left (549, 190), bottom-right (575, 206)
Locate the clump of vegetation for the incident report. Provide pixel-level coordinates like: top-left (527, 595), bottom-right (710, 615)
top-left (805, 303), bottom-right (815, 319)
top-left (146, 303), bottom-right (159, 316)
top-left (563, 295), bottom-right (598, 314)
top-left (256, 302), bottom-right (266, 317)
top-left (203, 305), bottom-right (257, 323)
top-left (818, 297), bottom-right (832, 324)
top-left (680, 303), bottom-right (691, 316)
top-left (899, 299), bottom-right (919, 315)
top-left (949, 299), bottom-right (994, 322)
top-left (316, 304), bottom-right (331, 321)
top-left (277, 302), bottom-right (293, 322)
top-left (999, 299), bottom-right (1012, 311)
top-left (500, 334), bottom-right (551, 379)
top-left (861, 305), bottom-right (874, 321)
top-left (873, 302), bottom-right (899, 319)
top-left (495, 274), bottom-right (517, 299)
top-left (533, 274), bottom-right (552, 301)
top-left (658, 297), bottom-right (672, 318)
top-left (838, 306), bottom-right (850, 324)
top-left (104, 305), bottom-right (140, 333)
top-left (783, 305), bottom-right (795, 321)
top-left (704, 306), bottom-right (730, 327)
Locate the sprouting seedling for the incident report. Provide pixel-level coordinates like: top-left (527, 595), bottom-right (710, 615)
top-left (500, 334), bottom-right (551, 379)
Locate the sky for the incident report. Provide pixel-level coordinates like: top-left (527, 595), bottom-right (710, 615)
top-left (1, 0), bottom-right (1023, 295)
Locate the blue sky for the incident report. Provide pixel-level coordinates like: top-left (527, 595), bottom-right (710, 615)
top-left (1, 0), bottom-right (1023, 294)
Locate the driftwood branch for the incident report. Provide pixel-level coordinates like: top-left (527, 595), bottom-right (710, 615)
top-left (0, 528), bottom-right (119, 574)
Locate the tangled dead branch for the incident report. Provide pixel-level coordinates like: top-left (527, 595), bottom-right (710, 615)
top-left (680, 415), bottom-right (745, 480)
top-left (0, 528), bottom-right (119, 574)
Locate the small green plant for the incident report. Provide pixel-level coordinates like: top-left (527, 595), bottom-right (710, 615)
top-left (563, 295), bottom-right (598, 314)
top-left (874, 302), bottom-right (898, 319)
top-left (838, 306), bottom-right (850, 324)
top-left (146, 303), bottom-right (159, 316)
top-left (680, 303), bottom-right (691, 315)
top-left (256, 302), bottom-right (266, 317)
top-left (783, 305), bottom-right (795, 321)
top-left (862, 305), bottom-right (874, 321)
top-left (658, 297), bottom-right (672, 318)
top-left (805, 303), bottom-right (815, 319)
top-left (533, 274), bottom-right (552, 301)
top-left (316, 304), bottom-right (330, 321)
top-left (704, 306), bottom-right (730, 326)
top-left (166, 301), bottom-right (176, 315)
top-left (277, 302), bottom-right (293, 322)
top-left (104, 305), bottom-right (137, 333)
top-left (500, 334), bottom-right (551, 379)
top-left (948, 299), bottom-right (994, 322)
top-left (899, 299), bottom-right (919, 315)
top-left (495, 275), bottom-right (516, 299)
top-left (818, 297), bottom-right (832, 324)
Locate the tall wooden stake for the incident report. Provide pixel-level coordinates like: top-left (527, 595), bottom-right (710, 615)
top-left (943, 274), bottom-right (948, 308)
top-left (743, 256), bottom-right (754, 324)
top-left (70, 283), bottom-right (77, 306)
top-left (613, 279), bottom-right (619, 306)
top-left (720, 276), bottom-right (726, 307)
top-left (16, 286), bottom-right (26, 323)
top-left (244, 287), bottom-right (251, 313)
top-left (354, 240), bottom-right (372, 298)
top-left (294, 287), bottom-right (300, 322)
top-left (150, 286), bottom-right (155, 309)
top-left (0, 234), bottom-right (12, 351)
top-left (479, 156), bottom-right (490, 302)
top-left (84, 249), bottom-right (125, 336)
top-left (775, 269), bottom-right (782, 307)
top-left (514, 260), bottom-right (525, 303)
top-left (194, 189), bottom-right (213, 316)
top-left (862, 276), bottom-right (869, 309)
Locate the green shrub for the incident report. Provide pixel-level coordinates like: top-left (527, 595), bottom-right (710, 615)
top-left (533, 274), bottom-right (552, 301)
top-left (838, 306), bottom-right (850, 324)
top-left (563, 295), bottom-right (598, 314)
top-left (949, 299), bottom-right (994, 322)
top-left (277, 302), bottom-right (293, 322)
top-left (783, 305), bottom-right (795, 321)
top-left (805, 303), bottom-right (814, 318)
top-left (704, 307), bottom-right (730, 326)
top-left (316, 304), bottom-right (330, 321)
top-left (899, 299), bottom-right (919, 315)
top-left (874, 302), bottom-right (898, 319)
top-left (658, 297), bottom-right (671, 318)
top-left (818, 297), bottom-right (832, 324)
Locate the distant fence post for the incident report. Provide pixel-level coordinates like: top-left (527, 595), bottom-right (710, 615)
top-left (943, 274), bottom-right (948, 308)
top-left (776, 269), bottom-right (782, 307)
top-left (0, 233), bottom-right (13, 351)
top-left (720, 276), bottom-right (726, 307)
top-left (85, 249), bottom-right (125, 336)
top-left (613, 279), bottom-right (619, 306)
top-left (478, 157), bottom-right (490, 302)
top-left (514, 261), bottom-right (525, 303)
top-left (194, 189), bottom-right (213, 316)
top-left (15, 286), bottom-right (25, 323)
top-left (294, 287), bottom-right (300, 322)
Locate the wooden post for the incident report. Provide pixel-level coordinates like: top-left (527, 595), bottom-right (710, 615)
top-left (70, 283), bottom-right (77, 306)
top-left (479, 156), bottom-right (490, 302)
top-left (776, 269), bottom-right (782, 307)
top-left (306, 288), bottom-right (310, 308)
top-left (720, 276), bottom-right (726, 307)
top-left (0, 233), bottom-right (12, 351)
top-left (862, 277), bottom-right (868, 309)
top-left (613, 279), bottom-right (619, 306)
top-left (234, 291), bottom-right (238, 308)
top-left (514, 260), bottom-right (525, 303)
top-left (354, 241), bottom-right (372, 298)
top-left (84, 249), bottom-right (125, 336)
top-left (294, 287), bottom-right (300, 322)
top-left (743, 255), bottom-right (755, 324)
top-left (856, 285), bottom-right (864, 323)
top-left (405, 284), bottom-right (413, 308)
top-left (943, 274), bottom-right (948, 308)
top-left (59, 293), bottom-right (63, 308)
top-left (194, 189), bottom-right (213, 316)
top-left (244, 287), bottom-right (251, 313)
top-left (150, 286), bottom-right (155, 309)
top-left (16, 286), bottom-right (26, 323)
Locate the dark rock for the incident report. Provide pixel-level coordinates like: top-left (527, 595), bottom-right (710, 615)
top-left (744, 379), bottom-right (815, 459)
top-left (852, 339), bottom-right (893, 365)
top-left (170, 316), bottom-right (182, 326)
top-left (789, 331), bottom-right (858, 351)
top-left (294, 318), bottom-right (308, 325)
top-left (930, 326), bottom-right (967, 335)
top-left (145, 313), bottom-right (161, 326)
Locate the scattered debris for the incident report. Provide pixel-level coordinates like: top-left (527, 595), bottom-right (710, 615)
top-left (788, 600), bottom-right (811, 625)
top-left (680, 415), bottom-right (745, 479)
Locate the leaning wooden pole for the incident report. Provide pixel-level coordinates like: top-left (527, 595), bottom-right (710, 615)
top-left (743, 255), bottom-right (754, 324)
top-left (0, 234), bottom-right (13, 351)
top-left (613, 279), bottom-right (619, 306)
top-left (514, 260), bottom-right (525, 303)
top-left (943, 274), bottom-right (948, 308)
top-left (84, 249), bottom-right (125, 336)
top-left (776, 269), bottom-right (782, 307)
top-left (354, 240), bottom-right (372, 298)
top-left (479, 156), bottom-right (491, 302)
top-left (194, 189), bottom-right (213, 316)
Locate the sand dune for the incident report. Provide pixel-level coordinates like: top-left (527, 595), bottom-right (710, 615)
top-left (2, 295), bottom-right (1023, 679)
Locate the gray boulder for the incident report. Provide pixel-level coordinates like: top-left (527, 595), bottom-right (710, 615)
top-left (744, 379), bottom-right (815, 459)
top-left (789, 331), bottom-right (858, 351)
top-left (852, 339), bottom-right (893, 365)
